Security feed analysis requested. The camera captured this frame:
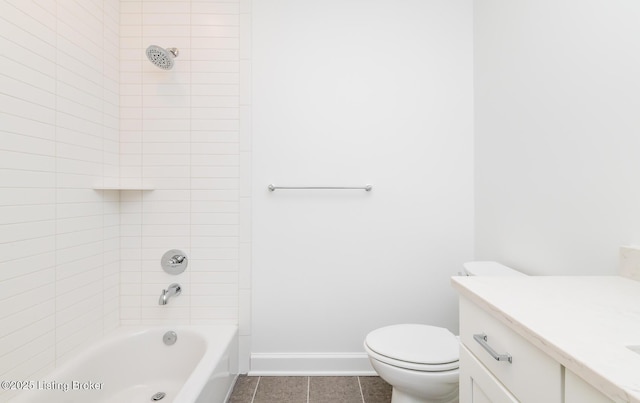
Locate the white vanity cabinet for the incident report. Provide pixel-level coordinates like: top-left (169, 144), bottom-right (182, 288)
top-left (459, 296), bottom-right (562, 403)
top-left (459, 296), bottom-right (616, 403)
top-left (454, 276), bottom-right (640, 403)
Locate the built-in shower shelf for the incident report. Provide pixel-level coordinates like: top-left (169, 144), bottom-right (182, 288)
top-left (93, 183), bottom-right (155, 191)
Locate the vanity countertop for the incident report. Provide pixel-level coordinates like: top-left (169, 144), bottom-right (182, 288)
top-left (451, 276), bottom-right (640, 403)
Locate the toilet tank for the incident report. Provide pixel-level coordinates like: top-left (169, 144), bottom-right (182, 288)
top-left (463, 261), bottom-right (526, 276)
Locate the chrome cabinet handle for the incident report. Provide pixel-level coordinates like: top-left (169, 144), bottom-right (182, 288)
top-left (473, 333), bottom-right (512, 363)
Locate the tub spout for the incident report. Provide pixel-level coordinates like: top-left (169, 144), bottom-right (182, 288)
top-left (159, 283), bottom-right (182, 305)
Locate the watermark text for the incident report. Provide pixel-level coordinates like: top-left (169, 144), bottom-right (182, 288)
top-left (1, 380), bottom-right (103, 392)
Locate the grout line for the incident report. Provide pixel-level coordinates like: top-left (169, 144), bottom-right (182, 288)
top-left (357, 376), bottom-right (365, 403)
top-left (249, 376), bottom-right (260, 403)
top-left (188, 0), bottom-right (192, 327)
top-left (53, 0), bottom-right (58, 368)
top-left (307, 376), bottom-right (310, 403)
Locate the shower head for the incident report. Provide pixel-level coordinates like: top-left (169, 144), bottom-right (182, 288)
top-left (146, 45), bottom-right (179, 70)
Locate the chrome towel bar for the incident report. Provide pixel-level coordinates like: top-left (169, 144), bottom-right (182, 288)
top-left (268, 184), bottom-right (372, 192)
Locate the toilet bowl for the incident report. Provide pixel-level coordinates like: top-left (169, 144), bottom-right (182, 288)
top-left (364, 261), bottom-right (525, 403)
top-left (364, 324), bottom-right (459, 403)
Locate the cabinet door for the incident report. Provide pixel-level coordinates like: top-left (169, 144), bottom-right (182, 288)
top-left (460, 345), bottom-right (517, 403)
top-left (565, 369), bottom-right (614, 403)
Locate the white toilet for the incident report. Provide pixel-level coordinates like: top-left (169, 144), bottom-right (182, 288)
top-left (364, 261), bottom-right (525, 403)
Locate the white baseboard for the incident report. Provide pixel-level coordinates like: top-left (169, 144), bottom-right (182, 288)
top-left (248, 352), bottom-right (377, 376)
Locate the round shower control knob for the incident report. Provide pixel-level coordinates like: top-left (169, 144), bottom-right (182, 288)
top-left (161, 249), bottom-right (188, 275)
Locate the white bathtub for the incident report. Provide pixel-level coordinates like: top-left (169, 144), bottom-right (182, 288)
top-left (11, 326), bottom-right (238, 403)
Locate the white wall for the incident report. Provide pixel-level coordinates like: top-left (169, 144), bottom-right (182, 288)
top-left (474, 0), bottom-right (640, 275)
top-left (118, 0), bottom-right (243, 326)
top-left (0, 1), bottom-right (120, 399)
top-left (251, 0), bottom-right (474, 373)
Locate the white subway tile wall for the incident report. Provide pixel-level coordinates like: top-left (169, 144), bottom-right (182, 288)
top-left (0, 0), bottom-right (246, 397)
top-left (119, 0), bottom-right (241, 326)
top-left (0, 0), bottom-right (121, 399)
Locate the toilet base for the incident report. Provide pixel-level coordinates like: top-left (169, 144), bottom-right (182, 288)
top-left (391, 387), bottom-right (459, 403)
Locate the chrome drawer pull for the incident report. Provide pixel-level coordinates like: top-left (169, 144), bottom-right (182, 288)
top-left (473, 333), bottom-right (513, 363)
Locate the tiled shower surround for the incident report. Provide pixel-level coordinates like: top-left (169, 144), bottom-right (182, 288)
top-left (118, 0), bottom-right (243, 326)
top-left (0, 0), bottom-right (248, 399)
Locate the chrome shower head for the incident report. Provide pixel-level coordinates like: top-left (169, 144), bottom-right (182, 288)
top-left (146, 45), bottom-right (179, 70)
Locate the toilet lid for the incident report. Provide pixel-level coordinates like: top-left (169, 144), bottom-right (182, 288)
top-left (365, 324), bottom-right (459, 366)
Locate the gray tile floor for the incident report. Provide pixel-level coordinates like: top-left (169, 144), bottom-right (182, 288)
top-left (228, 376), bottom-right (391, 403)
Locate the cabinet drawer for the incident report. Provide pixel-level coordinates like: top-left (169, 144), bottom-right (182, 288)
top-left (460, 296), bottom-right (562, 403)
